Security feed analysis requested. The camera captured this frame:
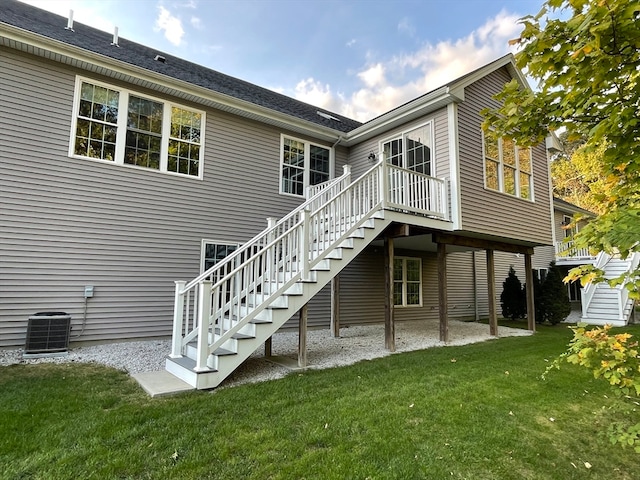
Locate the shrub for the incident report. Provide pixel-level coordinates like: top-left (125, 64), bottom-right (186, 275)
top-left (540, 262), bottom-right (571, 325)
top-left (501, 266), bottom-right (526, 320)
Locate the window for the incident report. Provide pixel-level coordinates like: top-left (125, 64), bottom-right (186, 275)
top-left (393, 257), bottom-right (422, 307)
top-left (280, 136), bottom-right (332, 196)
top-left (483, 132), bottom-right (533, 200)
top-left (201, 241), bottom-right (239, 273)
top-left (71, 77), bottom-right (204, 178)
top-left (382, 122), bottom-right (433, 175)
top-left (562, 214), bottom-right (578, 238)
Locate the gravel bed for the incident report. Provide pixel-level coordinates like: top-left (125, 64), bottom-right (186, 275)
top-left (0, 320), bottom-right (532, 389)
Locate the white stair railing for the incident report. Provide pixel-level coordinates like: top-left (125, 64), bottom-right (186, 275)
top-left (618, 252), bottom-right (640, 320)
top-left (170, 166), bottom-right (352, 359)
top-left (170, 160), bottom-right (450, 371)
top-left (581, 251), bottom-right (611, 317)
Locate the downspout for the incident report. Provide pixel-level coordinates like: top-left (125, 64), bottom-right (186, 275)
top-left (472, 251), bottom-right (479, 321)
top-left (332, 136), bottom-right (343, 178)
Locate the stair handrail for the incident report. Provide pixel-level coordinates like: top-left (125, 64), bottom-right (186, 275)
top-left (171, 158), bottom-right (451, 369)
top-left (194, 162), bottom-right (386, 365)
top-left (181, 165), bottom-right (352, 293)
top-left (581, 251), bottom-right (610, 316)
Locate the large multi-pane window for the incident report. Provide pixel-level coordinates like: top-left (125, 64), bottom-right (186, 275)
top-left (393, 257), bottom-right (422, 307)
top-left (71, 77), bottom-right (204, 178)
top-left (483, 131), bottom-right (533, 200)
top-left (281, 136), bottom-right (332, 196)
top-left (382, 122), bottom-right (433, 175)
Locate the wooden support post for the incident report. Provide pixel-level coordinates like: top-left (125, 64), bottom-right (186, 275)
top-left (487, 250), bottom-right (498, 336)
top-left (438, 242), bottom-right (449, 343)
top-left (264, 336), bottom-right (272, 357)
top-left (298, 304), bottom-right (308, 368)
top-left (331, 275), bottom-right (340, 338)
top-left (525, 253), bottom-right (536, 332)
top-left (384, 237), bottom-right (395, 352)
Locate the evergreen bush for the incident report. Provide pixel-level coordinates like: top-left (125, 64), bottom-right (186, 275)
top-left (500, 266), bottom-right (526, 320)
top-left (539, 262), bottom-right (571, 325)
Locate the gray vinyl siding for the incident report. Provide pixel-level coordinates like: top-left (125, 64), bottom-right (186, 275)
top-left (0, 48), bottom-right (344, 347)
top-left (457, 66), bottom-right (553, 245)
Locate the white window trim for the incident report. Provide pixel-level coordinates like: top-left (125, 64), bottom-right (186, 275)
top-left (200, 240), bottom-right (241, 273)
top-left (482, 130), bottom-right (534, 201)
top-left (279, 134), bottom-right (334, 198)
top-left (394, 256), bottom-right (423, 308)
top-left (69, 76), bottom-right (206, 180)
top-left (379, 120), bottom-right (436, 177)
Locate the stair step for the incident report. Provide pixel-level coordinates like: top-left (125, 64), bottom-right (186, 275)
top-left (214, 328), bottom-right (255, 340)
top-left (166, 208), bottom-right (392, 390)
top-left (213, 347), bottom-right (236, 356)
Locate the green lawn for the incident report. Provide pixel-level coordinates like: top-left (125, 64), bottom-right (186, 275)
top-left (1, 323), bottom-right (639, 479)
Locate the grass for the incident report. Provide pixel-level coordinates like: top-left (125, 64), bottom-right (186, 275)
top-left (1, 323), bottom-right (640, 479)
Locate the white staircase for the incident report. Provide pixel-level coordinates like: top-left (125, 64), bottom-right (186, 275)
top-left (166, 160), bottom-right (449, 389)
top-left (581, 252), bottom-right (640, 326)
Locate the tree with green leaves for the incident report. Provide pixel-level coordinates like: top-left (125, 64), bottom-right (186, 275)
top-left (483, 0), bottom-right (640, 296)
top-left (551, 141), bottom-right (608, 215)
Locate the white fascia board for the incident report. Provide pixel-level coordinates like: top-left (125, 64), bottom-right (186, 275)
top-left (0, 24), bottom-right (346, 143)
top-left (341, 87), bottom-right (462, 146)
top-left (449, 54), bottom-right (531, 93)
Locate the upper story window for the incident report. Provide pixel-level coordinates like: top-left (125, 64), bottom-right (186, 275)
top-left (70, 77), bottom-right (205, 178)
top-left (382, 122), bottom-right (433, 175)
top-left (483, 132), bottom-right (533, 200)
top-left (280, 136), bottom-right (332, 196)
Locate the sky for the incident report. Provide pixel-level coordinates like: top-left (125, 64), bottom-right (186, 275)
top-left (18, 0), bottom-right (548, 122)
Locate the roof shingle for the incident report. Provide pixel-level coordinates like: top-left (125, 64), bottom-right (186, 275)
top-left (0, 0), bottom-right (363, 133)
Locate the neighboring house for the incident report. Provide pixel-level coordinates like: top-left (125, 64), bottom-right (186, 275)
top-left (551, 198), bottom-right (639, 326)
top-left (2, 1), bottom-right (558, 388)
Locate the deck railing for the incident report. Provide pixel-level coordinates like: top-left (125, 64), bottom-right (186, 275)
top-left (554, 240), bottom-right (594, 260)
top-left (171, 160), bottom-right (450, 370)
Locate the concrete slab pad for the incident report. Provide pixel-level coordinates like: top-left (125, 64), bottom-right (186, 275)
top-left (132, 370), bottom-right (194, 398)
top-left (264, 355), bottom-right (305, 370)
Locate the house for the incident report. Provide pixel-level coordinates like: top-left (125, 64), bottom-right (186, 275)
top-left (551, 198), bottom-right (639, 326)
top-left (2, 1), bottom-right (558, 388)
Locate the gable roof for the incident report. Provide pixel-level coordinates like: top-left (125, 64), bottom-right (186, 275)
top-left (553, 197), bottom-right (596, 217)
top-left (0, 0), bottom-right (361, 134)
top-left (0, 0), bottom-right (525, 146)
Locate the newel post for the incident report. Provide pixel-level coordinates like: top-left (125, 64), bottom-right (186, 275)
top-left (170, 280), bottom-right (186, 358)
top-left (195, 280), bottom-right (212, 372)
top-left (266, 217), bottom-right (277, 283)
top-left (379, 157), bottom-right (388, 209)
top-left (342, 164), bottom-right (352, 183)
top-left (300, 208), bottom-right (311, 280)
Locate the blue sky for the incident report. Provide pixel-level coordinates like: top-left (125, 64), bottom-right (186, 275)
top-left (20, 0), bottom-right (547, 121)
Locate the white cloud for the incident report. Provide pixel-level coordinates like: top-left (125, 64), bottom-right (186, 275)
top-left (294, 78), bottom-right (343, 113)
top-left (190, 16), bottom-right (202, 29)
top-left (346, 39), bottom-right (357, 47)
top-left (292, 10), bottom-right (522, 122)
top-left (155, 6), bottom-right (185, 46)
